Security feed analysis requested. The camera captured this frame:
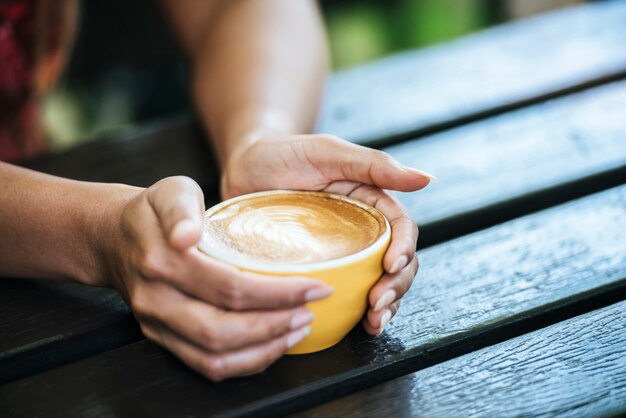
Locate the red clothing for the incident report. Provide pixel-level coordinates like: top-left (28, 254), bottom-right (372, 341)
top-left (0, 0), bottom-right (70, 162)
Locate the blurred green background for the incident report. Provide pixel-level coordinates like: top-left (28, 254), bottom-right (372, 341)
top-left (45, 0), bottom-right (587, 150)
top-left (325, 0), bottom-right (490, 69)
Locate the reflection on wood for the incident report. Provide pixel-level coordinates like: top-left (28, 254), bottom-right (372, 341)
top-left (296, 300), bottom-right (626, 418)
top-left (1, 185), bottom-right (625, 417)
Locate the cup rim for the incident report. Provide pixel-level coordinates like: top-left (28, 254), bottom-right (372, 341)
top-left (198, 190), bottom-right (391, 273)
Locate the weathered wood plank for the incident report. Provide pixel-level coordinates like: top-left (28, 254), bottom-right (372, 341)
top-left (294, 301), bottom-right (626, 418)
top-left (1, 117), bottom-right (220, 383)
top-left (0, 280), bottom-right (141, 384)
top-left (23, 116), bottom-right (219, 191)
top-left (3, 79), bottom-right (626, 383)
top-left (27, 81), bottom-right (626, 236)
top-left (387, 81), bottom-right (626, 246)
top-left (2, 185), bottom-right (625, 417)
top-left (317, 0), bottom-right (626, 145)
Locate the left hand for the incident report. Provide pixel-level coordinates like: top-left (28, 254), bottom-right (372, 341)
top-left (221, 134), bottom-right (434, 336)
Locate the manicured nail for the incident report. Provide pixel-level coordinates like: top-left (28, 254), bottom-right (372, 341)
top-left (389, 255), bottom-right (408, 274)
top-left (374, 289), bottom-right (396, 312)
top-left (407, 167), bottom-right (438, 182)
top-left (171, 219), bottom-right (195, 242)
top-left (305, 285), bottom-right (334, 302)
top-left (287, 326), bottom-right (312, 348)
top-left (291, 309), bottom-right (314, 330)
top-left (377, 309), bottom-right (392, 336)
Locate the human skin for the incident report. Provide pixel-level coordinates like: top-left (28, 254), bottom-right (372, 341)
top-left (0, 163), bottom-right (332, 380)
top-left (163, 0), bottom-right (433, 337)
top-left (0, 0), bottom-right (433, 381)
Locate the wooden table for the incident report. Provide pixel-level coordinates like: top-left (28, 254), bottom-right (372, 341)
top-left (2, 2), bottom-right (626, 417)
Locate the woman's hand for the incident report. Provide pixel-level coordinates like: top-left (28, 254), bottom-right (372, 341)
top-left (101, 176), bottom-right (333, 381)
top-left (221, 135), bottom-right (433, 336)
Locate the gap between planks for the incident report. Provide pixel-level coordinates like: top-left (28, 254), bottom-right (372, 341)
top-left (233, 281), bottom-right (626, 418)
top-left (364, 69), bottom-right (626, 150)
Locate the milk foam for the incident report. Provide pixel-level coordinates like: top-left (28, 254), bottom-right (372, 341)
top-left (202, 192), bottom-right (386, 264)
top-left (227, 205), bottom-right (325, 256)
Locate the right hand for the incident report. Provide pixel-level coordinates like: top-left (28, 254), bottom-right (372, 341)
top-left (102, 176), bottom-right (333, 381)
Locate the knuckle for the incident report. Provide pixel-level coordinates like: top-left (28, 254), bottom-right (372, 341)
top-left (198, 322), bottom-right (223, 351)
top-left (250, 313), bottom-right (288, 338)
top-left (165, 175), bottom-right (197, 189)
top-left (412, 255), bottom-right (420, 274)
top-left (130, 288), bottom-right (152, 317)
top-left (318, 134), bottom-right (342, 145)
top-left (139, 251), bottom-right (168, 280)
top-left (262, 344), bottom-right (283, 367)
top-left (267, 315), bottom-right (291, 337)
top-left (200, 356), bottom-right (226, 381)
top-left (139, 323), bottom-right (156, 340)
top-left (273, 290), bottom-right (299, 308)
top-left (252, 358), bottom-right (274, 376)
top-left (220, 276), bottom-right (247, 310)
top-left (373, 149), bottom-right (394, 164)
top-left (401, 275), bottom-right (414, 295)
top-left (391, 299), bottom-right (401, 314)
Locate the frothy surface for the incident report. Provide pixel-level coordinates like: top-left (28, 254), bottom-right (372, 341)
top-left (202, 192), bottom-right (386, 264)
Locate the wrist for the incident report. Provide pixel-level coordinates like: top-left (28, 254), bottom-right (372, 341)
top-left (216, 107), bottom-right (296, 168)
top-left (81, 183), bottom-right (142, 288)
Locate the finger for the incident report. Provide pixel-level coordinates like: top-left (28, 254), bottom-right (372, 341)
top-left (139, 281), bottom-right (315, 352)
top-left (181, 305), bottom-right (314, 352)
top-left (162, 248), bottom-right (334, 310)
top-left (314, 136), bottom-right (435, 192)
top-left (142, 322), bottom-right (311, 381)
top-left (345, 186), bottom-right (419, 274)
top-left (321, 180), bottom-right (363, 196)
top-left (368, 255), bottom-right (418, 313)
top-left (147, 176), bottom-right (205, 250)
top-left (363, 300), bottom-right (401, 336)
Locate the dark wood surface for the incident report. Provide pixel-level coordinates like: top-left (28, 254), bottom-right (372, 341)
top-left (2, 185), bottom-right (625, 417)
top-left (1, 119), bottom-right (219, 384)
top-left (0, 280), bottom-right (141, 384)
top-left (294, 300), bottom-right (626, 418)
top-left (23, 116), bottom-right (220, 191)
top-left (1, 3), bottom-right (625, 415)
top-left (4, 77), bottom-right (626, 382)
top-left (387, 81), bottom-right (626, 246)
top-left (318, 0), bottom-right (626, 146)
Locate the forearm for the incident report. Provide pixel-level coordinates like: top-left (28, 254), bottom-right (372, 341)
top-left (174, 0), bottom-right (329, 167)
top-left (0, 162), bottom-right (138, 286)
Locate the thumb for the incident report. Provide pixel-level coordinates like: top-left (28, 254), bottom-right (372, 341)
top-left (147, 176), bottom-right (205, 250)
top-left (317, 136), bottom-right (436, 192)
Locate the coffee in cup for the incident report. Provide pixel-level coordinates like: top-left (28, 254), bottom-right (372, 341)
top-left (199, 190), bottom-right (390, 354)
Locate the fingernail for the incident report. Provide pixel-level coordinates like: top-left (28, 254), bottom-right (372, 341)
top-left (407, 167), bottom-right (438, 182)
top-left (291, 309), bottom-right (314, 330)
top-left (374, 289), bottom-right (396, 312)
top-left (305, 285), bottom-right (334, 302)
top-left (171, 219), bottom-right (196, 242)
top-left (377, 309), bottom-right (392, 336)
top-left (287, 326), bottom-right (312, 348)
top-left (389, 255), bottom-right (408, 274)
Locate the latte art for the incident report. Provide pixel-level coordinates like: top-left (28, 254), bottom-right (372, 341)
top-left (202, 192), bottom-right (386, 264)
top-left (227, 206), bottom-right (326, 256)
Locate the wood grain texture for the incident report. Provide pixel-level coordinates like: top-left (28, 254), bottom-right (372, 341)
top-left (1, 118), bottom-right (220, 383)
top-left (2, 185), bottom-right (625, 417)
top-left (317, 0), bottom-right (626, 145)
top-left (0, 280), bottom-right (141, 384)
top-left (23, 116), bottom-right (220, 191)
top-left (387, 81), bottom-right (626, 246)
top-left (2, 80), bottom-right (626, 383)
top-left (294, 301), bottom-right (626, 418)
top-left (3, 2), bottom-right (626, 388)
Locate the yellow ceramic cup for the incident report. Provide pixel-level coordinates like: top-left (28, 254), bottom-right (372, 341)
top-left (198, 191), bottom-right (391, 354)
